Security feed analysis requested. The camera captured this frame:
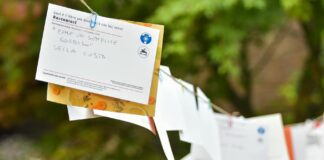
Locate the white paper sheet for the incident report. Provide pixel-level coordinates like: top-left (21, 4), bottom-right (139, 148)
top-left (305, 122), bottom-right (324, 160)
top-left (290, 123), bottom-right (309, 160)
top-left (248, 114), bottom-right (289, 160)
top-left (36, 3), bottom-right (160, 104)
top-left (177, 80), bottom-right (202, 145)
top-left (215, 113), bottom-right (269, 160)
top-left (195, 88), bottom-right (221, 160)
top-left (154, 67), bottom-right (185, 131)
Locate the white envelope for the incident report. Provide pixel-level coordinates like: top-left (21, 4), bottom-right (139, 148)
top-left (36, 3), bottom-right (160, 105)
top-left (248, 114), bottom-right (289, 160)
top-left (215, 113), bottom-right (269, 160)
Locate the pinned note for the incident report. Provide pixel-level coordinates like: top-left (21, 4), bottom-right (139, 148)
top-left (215, 113), bottom-right (269, 160)
top-left (195, 87), bottom-right (221, 160)
top-left (177, 80), bottom-right (202, 145)
top-left (154, 66), bottom-right (185, 131)
top-left (249, 114), bottom-right (289, 160)
top-left (36, 4), bottom-right (161, 105)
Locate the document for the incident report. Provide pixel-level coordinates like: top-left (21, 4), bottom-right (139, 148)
top-left (36, 4), bottom-right (160, 104)
top-left (46, 21), bottom-right (164, 116)
top-left (249, 114), bottom-right (289, 160)
top-left (215, 113), bottom-right (269, 160)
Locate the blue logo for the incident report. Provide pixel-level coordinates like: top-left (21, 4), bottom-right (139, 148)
top-left (140, 33), bottom-right (152, 44)
top-left (258, 127), bottom-right (266, 135)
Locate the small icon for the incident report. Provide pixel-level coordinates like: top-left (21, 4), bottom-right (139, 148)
top-left (137, 46), bottom-right (150, 58)
top-left (258, 127), bottom-right (266, 135)
top-left (140, 33), bottom-right (152, 44)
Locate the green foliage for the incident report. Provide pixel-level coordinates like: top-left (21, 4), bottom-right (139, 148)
top-left (151, 0), bottom-right (283, 77)
top-left (280, 72), bottom-right (300, 105)
top-left (281, 0), bottom-right (312, 21)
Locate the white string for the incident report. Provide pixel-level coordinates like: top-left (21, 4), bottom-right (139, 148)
top-left (80, 0), bottom-right (96, 14)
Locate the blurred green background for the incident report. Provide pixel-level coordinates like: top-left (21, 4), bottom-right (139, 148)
top-left (0, 0), bottom-right (323, 159)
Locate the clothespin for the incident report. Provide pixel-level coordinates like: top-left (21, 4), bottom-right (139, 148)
top-left (148, 117), bottom-right (157, 135)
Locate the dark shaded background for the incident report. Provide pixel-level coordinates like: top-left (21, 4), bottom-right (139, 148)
top-left (0, 0), bottom-right (323, 159)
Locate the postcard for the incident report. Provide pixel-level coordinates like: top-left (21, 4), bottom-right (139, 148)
top-left (36, 4), bottom-right (160, 104)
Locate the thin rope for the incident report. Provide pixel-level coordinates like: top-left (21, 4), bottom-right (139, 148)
top-left (315, 112), bottom-right (324, 122)
top-left (80, 0), bottom-right (96, 14)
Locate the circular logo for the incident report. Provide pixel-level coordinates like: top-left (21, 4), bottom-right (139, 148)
top-left (140, 33), bottom-right (152, 44)
top-left (258, 127), bottom-right (266, 135)
top-left (138, 46), bottom-right (150, 58)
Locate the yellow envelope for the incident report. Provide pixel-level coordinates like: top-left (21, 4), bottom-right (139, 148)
top-left (47, 22), bottom-right (164, 117)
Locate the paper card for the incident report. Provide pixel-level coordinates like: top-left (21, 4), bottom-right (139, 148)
top-left (177, 80), bottom-right (203, 145)
top-left (36, 3), bottom-right (160, 105)
top-left (305, 122), bottom-right (324, 160)
top-left (215, 113), bottom-right (269, 160)
top-left (248, 114), bottom-right (289, 160)
top-left (195, 88), bottom-right (221, 160)
top-left (47, 21), bottom-right (164, 117)
top-left (67, 105), bottom-right (99, 121)
top-left (154, 66), bottom-right (185, 131)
